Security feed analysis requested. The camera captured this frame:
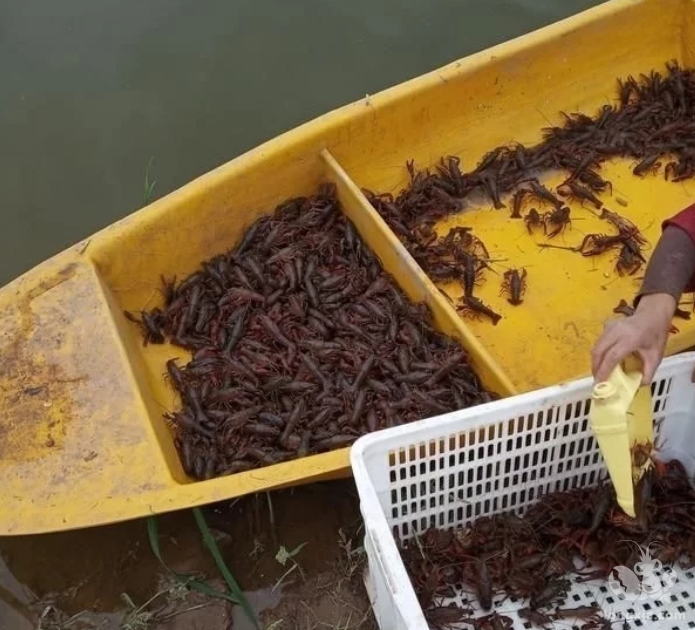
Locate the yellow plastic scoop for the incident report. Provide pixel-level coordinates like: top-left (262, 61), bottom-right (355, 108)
top-left (589, 356), bottom-right (654, 517)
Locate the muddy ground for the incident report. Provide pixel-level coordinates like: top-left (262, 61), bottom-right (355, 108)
top-left (0, 479), bottom-right (376, 630)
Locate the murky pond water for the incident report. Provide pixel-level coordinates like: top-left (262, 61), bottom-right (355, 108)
top-left (1, 0), bottom-right (607, 627)
top-left (0, 0), bottom-right (604, 288)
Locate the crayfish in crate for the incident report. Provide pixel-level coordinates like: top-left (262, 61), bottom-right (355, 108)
top-left (398, 456), bottom-right (695, 629)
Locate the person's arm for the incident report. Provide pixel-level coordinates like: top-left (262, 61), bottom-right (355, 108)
top-left (591, 205), bottom-right (695, 384)
top-left (636, 217), bottom-right (695, 306)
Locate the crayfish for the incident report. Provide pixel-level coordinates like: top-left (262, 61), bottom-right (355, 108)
top-left (524, 208), bottom-right (544, 234)
top-left (543, 206), bottom-right (572, 238)
top-left (457, 295), bottom-right (502, 325)
top-left (500, 268), bottom-right (527, 305)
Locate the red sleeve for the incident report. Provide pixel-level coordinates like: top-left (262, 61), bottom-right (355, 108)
top-left (663, 203), bottom-right (695, 292)
top-left (664, 203), bottom-right (695, 236)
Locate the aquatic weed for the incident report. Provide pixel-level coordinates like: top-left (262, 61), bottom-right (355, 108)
top-left (120, 592), bottom-right (157, 630)
top-left (192, 507), bottom-right (260, 629)
top-left (143, 157), bottom-right (156, 205)
top-left (273, 541), bottom-right (309, 592)
top-left (146, 515), bottom-right (243, 607)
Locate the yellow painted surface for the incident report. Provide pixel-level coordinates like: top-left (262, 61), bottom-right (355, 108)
top-left (1, 0), bottom-right (693, 534)
top-left (429, 160), bottom-right (695, 391)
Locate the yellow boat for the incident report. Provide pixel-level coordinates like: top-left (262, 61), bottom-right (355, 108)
top-left (2, 0), bottom-right (695, 535)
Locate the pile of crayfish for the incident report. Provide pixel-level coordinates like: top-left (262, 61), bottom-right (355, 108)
top-left (128, 184), bottom-right (496, 480)
top-left (399, 458), bottom-right (695, 629)
top-left (366, 61), bottom-right (695, 325)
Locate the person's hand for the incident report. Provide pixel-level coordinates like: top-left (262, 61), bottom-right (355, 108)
top-left (591, 293), bottom-right (676, 385)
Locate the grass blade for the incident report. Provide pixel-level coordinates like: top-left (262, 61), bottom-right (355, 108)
top-left (192, 507), bottom-right (259, 629)
top-left (144, 157), bottom-right (156, 205)
top-left (146, 516), bottom-right (240, 605)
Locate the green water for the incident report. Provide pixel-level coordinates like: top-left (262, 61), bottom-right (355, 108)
top-left (0, 0), bottom-right (604, 288)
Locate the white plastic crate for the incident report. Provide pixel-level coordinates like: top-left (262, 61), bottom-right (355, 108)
top-left (351, 353), bottom-right (695, 630)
